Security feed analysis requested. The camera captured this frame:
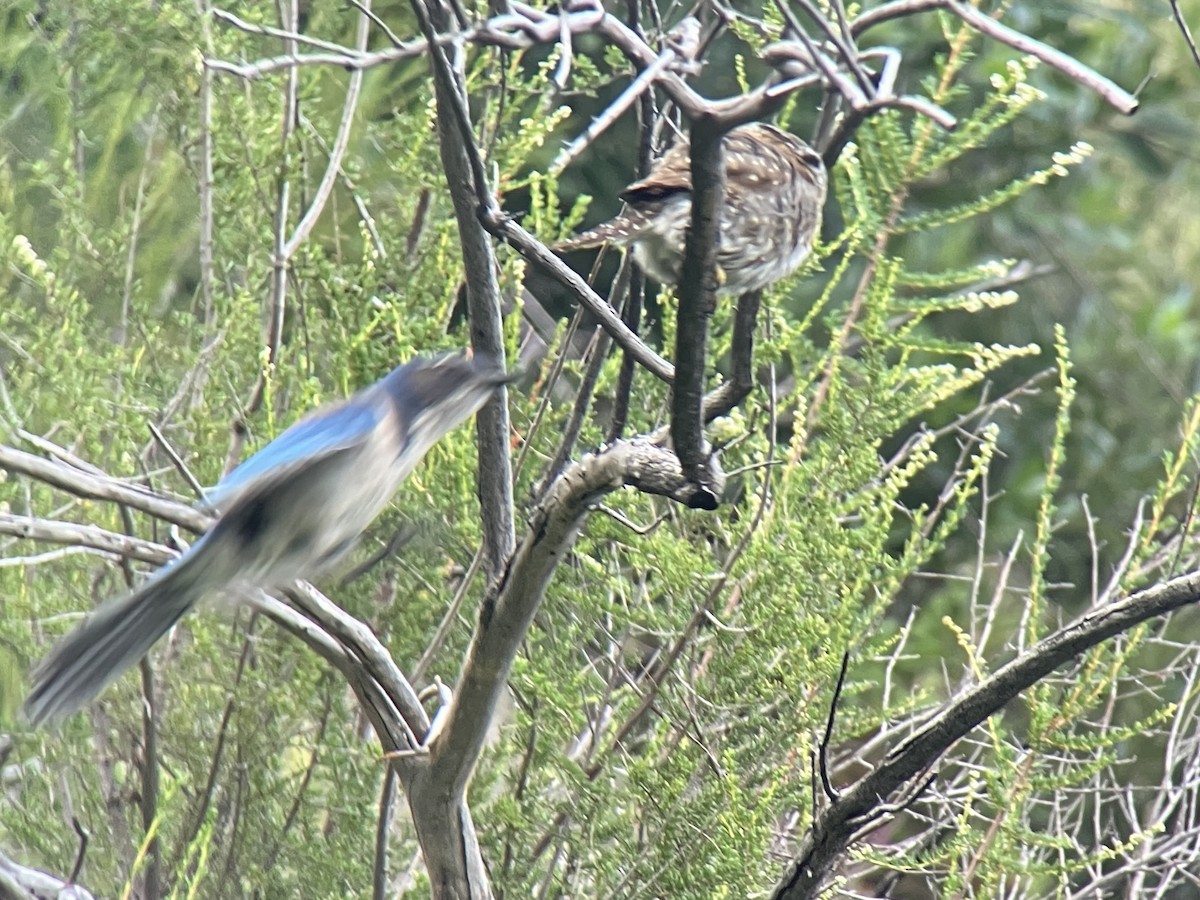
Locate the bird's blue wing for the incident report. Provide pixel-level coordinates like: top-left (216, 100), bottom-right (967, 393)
top-left (207, 399), bottom-right (384, 508)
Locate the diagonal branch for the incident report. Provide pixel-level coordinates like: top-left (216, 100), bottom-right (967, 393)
top-left (942, 0), bottom-right (1138, 114)
top-left (771, 567), bottom-right (1200, 899)
top-left (849, 0), bottom-right (1137, 114)
top-left (0, 446), bottom-right (207, 532)
top-left (480, 212), bottom-right (675, 383)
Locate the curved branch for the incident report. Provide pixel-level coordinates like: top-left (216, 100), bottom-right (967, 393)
top-left (429, 439), bottom-right (722, 799)
top-left (771, 567), bottom-right (1200, 899)
top-left (0, 846), bottom-right (96, 900)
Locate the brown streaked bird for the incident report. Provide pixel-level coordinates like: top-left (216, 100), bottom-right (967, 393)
top-left (556, 123), bottom-right (827, 296)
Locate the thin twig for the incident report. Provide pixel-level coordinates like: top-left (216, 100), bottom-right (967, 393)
top-left (817, 652), bottom-right (851, 803)
top-left (1170, 0), bottom-right (1200, 73)
top-left (119, 105), bottom-right (161, 347)
top-left (147, 422), bottom-right (207, 502)
top-left (281, 5), bottom-right (370, 259)
top-left (483, 212), bottom-right (675, 382)
top-left (411, 547), bottom-right (484, 686)
top-left (410, 0), bottom-right (516, 579)
top-left (68, 818), bottom-right (89, 884)
top-left (373, 765), bottom-right (398, 900)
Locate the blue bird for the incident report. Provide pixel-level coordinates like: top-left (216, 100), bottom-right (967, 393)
top-left (25, 351), bottom-right (509, 725)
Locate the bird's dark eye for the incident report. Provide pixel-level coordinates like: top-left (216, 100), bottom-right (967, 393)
top-left (800, 149), bottom-right (825, 169)
top-left (622, 184), bottom-right (687, 203)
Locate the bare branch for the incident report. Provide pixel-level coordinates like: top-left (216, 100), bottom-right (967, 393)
top-left (211, 8), bottom-right (366, 54)
top-left (703, 288), bottom-right (763, 421)
top-left (481, 212), bottom-right (675, 383)
top-left (280, 3), bottom-right (370, 259)
top-left (669, 118), bottom-right (725, 499)
top-left (549, 18), bottom-right (700, 176)
top-left (0, 514), bottom-right (172, 566)
top-left (431, 438), bottom-right (723, 802)
top-left (0, 446), bottom-right (207, 532)
top-left (207, 0), bottom-right (607, 79)
top-left (265, 0), bottom-right (299, 376)
top-left (0, 846), bottom-right (96, 900)
top-left (68, 818), bottom-right (88, 885)
top-left (772, 567), bottom-right (1200, 898)
top-left (408, 0), bottom-right (516, 581)
top-left (285, 582), bottom-right (429, 746)
top-left (373, 765), bottom-right (399, 900)
top-left (849, 0), bottom-right (944, 36)
top-left (1171, 0), bottom-right (1200, 73)
top-left (817, 652), bottom-right (851, 803)
top-left (539, 259), bottom-right (634, 493)
top-left (942, 1), bottom-right (1137, 114)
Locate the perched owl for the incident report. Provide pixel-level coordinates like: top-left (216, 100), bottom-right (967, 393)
top-left (557, 123), bottom-right (827, 295)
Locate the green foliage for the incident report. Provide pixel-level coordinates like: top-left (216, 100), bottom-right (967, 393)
top-left (2, 0), bottom-right (1199, 898)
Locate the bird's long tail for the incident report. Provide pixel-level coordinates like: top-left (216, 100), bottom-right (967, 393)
top-left (552, 212), bottom-right (649, 253)
top-left (552, 230), bottom-right (608, 253)
top-left (24, 539), bottom-right (217, 725)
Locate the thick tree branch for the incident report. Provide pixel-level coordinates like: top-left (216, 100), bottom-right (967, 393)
top-left (669, 118), bottom-right (726, 500)
top-left (429, 439), bottom-right (722, 799)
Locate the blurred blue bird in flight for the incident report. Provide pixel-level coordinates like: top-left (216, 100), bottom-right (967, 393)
top-left (25, 351), bottom-right (510, 725)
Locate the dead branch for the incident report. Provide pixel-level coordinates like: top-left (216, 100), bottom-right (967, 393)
top-left (771, 567), bottom-right (1200, 899)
